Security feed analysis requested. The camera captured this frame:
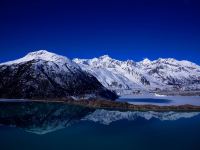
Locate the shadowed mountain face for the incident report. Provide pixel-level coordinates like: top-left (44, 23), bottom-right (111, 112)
top-left (0, 102), bottom-right (199, 134)
top-left (0, 50), bottom-right (117, 100)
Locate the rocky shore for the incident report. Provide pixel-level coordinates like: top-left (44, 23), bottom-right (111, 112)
top-left (27, 98), bottom-right (200, 112)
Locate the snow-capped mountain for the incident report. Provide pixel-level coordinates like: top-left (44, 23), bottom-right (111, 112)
top-left (1, 50), bottom-right (77, 68)
top-left (73, 55), bottom-right (150, 95)
top-left (0, 50), bottom-right (199, 98)
top-left (0, 50), bottom-right (117, 100)
top-left (74, 56), bottom-right (200, 95)
top-left (138, 58), bottom-right (200, 91)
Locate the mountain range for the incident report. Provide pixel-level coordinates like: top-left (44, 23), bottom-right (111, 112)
top-left (0, 50), bottom-right (200, 100)
top-left (74, 55), bottom-right (200, 95)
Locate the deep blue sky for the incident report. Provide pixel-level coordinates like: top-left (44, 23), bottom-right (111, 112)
top-left (0, 0), bottom-right (200, 64)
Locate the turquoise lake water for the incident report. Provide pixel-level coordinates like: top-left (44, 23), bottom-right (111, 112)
top-left (0, 101), bottom-right (200, 150)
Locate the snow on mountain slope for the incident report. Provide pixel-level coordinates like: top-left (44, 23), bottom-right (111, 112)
top-left (138, 58), bottom-right (200, 91)
top-left (1, 50), bottom-right (199, 97)
top-left (73, 55), bottom-right (150, 95)
top-left (0, 50), bottom-right (117, 100)
top-left (74, 56), bottom-right (200, 95)
top-left (1, 50), bottom-right (79, 70)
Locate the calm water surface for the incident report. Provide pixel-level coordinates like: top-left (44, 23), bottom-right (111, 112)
top-left (0, 101), bottom-right (200, 150)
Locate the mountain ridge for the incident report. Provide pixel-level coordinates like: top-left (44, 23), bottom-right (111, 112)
top-left (74, 55), bottom-right (200, 95)
top-left (0, 50), bottom-right (200, 97)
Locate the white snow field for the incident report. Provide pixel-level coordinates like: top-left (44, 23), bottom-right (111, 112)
top-left (74, 55), bottom-right (200, 95)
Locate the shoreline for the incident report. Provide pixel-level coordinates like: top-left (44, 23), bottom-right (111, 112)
top-left (1, 98), bottom-right (200, 112)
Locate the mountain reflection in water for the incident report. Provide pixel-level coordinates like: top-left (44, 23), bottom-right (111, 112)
top-left (0, 102), bottom-right (94, 134)
top-left (0, 101), bottom-right (199, 134)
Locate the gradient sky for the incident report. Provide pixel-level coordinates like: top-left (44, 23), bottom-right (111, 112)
top-left (0, 0), bottom-right (200, 64)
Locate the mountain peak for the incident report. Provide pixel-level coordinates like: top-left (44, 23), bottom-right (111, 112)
top-left (26, 50), bottom-right (51, 56)
top-left (140, 58), bottom-right (151, 65)
top-left (99, 55), bottom-right (111, 60)
top-left (157, 58), bottom-right (176, 62)
top-left (25, 50), bottom-right (64, 61)
top-left (0, 50), bottom-right (75, 66)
